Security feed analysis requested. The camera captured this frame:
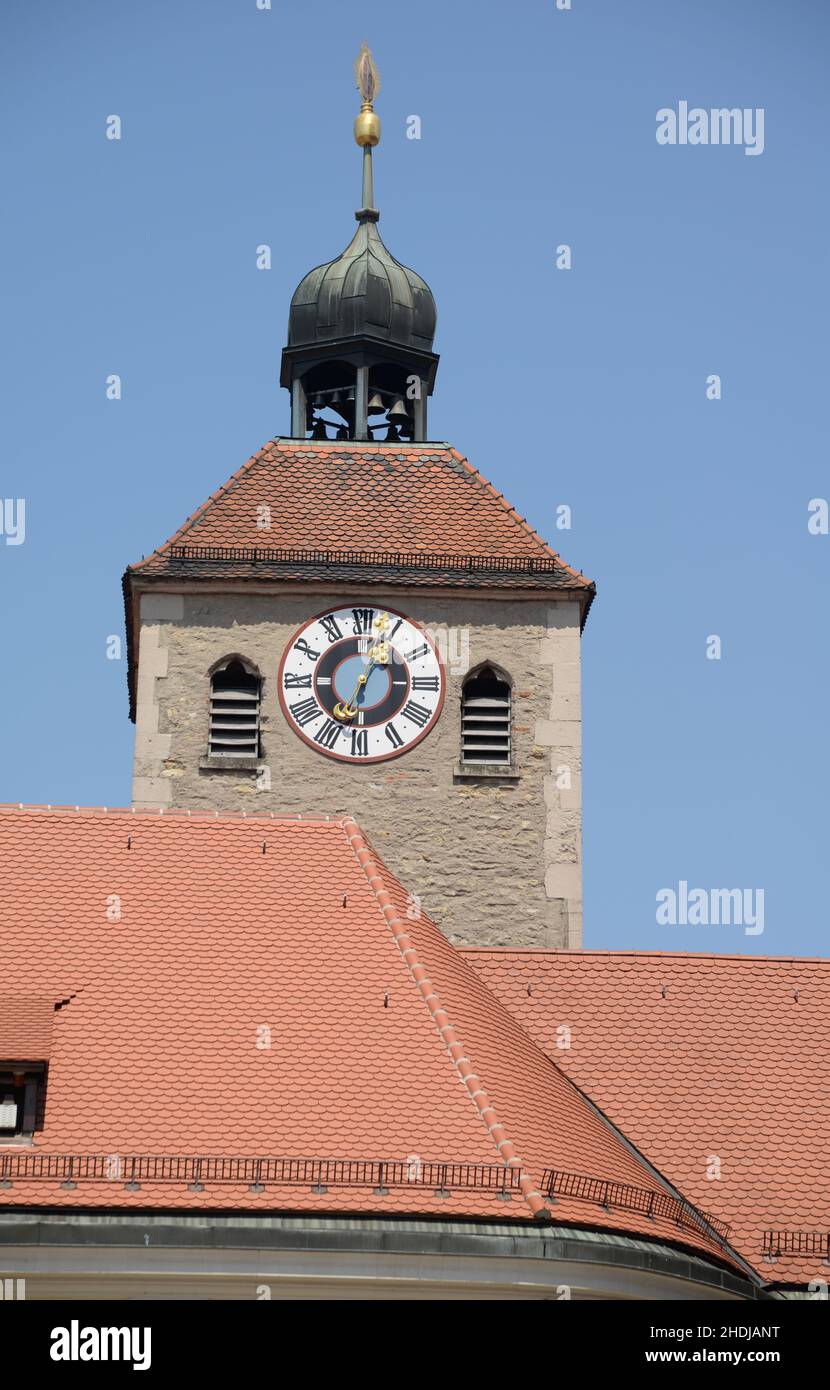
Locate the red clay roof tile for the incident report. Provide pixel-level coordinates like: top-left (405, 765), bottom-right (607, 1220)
top-left (121, 438), bottom-right (595, 718)
top-left (128, 438), bottom-right (593, 582)
top-left (463, 948), bottom-right (830, 1286)
top-left (0, 805), bottom-right (741, 1275)
top-left (0, 997), bottom-right (54, 1060)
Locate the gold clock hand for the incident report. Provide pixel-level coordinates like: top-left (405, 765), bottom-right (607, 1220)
top-left (366, 611), bottom-right (390, 667)
top-left (334, 661), bottom-right (374, 721)
top-left (333, 613), bottom-right (391, 721)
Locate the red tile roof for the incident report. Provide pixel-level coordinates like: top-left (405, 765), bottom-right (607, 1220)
top-left (463, 948), bottom-right (830, 1287)
top-left (0, 997), bottom-right (53, 1060)
top-left (122, 438), bottom-right (595, 719)
top-left (128, 438), bottom-right (594, 582)
top-left (0, 805), bottom-right (741, 1275)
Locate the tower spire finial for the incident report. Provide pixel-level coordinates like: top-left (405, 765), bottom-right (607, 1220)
top-left (282, 42), bottom-right (437, 440)
top-left (353, 43), bottom-right (381, 221)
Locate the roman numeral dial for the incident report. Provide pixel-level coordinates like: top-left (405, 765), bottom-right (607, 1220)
top-left (278, 605), bottom-right (445, 764)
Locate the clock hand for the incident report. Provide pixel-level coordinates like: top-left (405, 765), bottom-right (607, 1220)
top-left (366, 611), bottom-right (391, 667)
top-left (333, 612), bottom-right (392, 721)
top-left (368, 641), bottom-right (388, 665)
top-left (334, 661), bottom-right (374, 721)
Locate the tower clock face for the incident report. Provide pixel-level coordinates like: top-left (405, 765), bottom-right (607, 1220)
top-left (278, 605), bottom-right (445, 763)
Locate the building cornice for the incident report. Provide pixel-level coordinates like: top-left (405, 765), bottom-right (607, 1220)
top-left (0, 1212), bottom-right (769, 1301)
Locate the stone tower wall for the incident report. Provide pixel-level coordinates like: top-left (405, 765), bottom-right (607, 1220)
top-left (132, 587), bottom-right (582, 948)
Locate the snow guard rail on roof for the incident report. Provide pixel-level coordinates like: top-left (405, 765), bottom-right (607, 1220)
top-left (542, 1169), bottom-right (731, 1242)
top-left (0, 1154), bottom-right (524, 1196)
top-left (167, 545), bottom-right (562, 573)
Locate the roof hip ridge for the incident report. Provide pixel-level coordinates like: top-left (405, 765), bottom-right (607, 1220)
top-left (448, 446), bottom-right (594, 585)
top-left (128, 442), bottom-right (275, 571)
top-left (0, 801), bottom-right (339, 827)
top-left (461, 946), bottom-right (830, 966)
top-left (341, 816), bottom-right (549, 1221)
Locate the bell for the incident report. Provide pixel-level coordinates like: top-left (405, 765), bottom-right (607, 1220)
top-left (311, 417), bottom-right (329, 440)
top-left (312, 392), bottom-right (326, 408)
top-left (345, 388), bottom-right (356, 403)
top-left (388, 396), bottom-right (410, 421)
top-left (367, 392), bottom-right (385, 413)
top-left (331, 390), bottom-right (352, 423)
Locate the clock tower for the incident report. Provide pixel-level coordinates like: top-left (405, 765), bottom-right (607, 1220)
top-left (123, 47), bottom-right (594, 950)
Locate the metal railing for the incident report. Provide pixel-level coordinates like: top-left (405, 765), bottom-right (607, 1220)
top-left (541, 1169), bottom-right (731, 1242)
top-left (0, 1154), bottom-right (735, 1246)
top-left (167, 545), bottom-right (561, 575)
top-left (762, 1230), bottom-right (830, 1259)
top-left (0, 1152), bottom-right (523, 1195)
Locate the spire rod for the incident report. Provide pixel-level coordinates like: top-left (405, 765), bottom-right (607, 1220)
top-left (353, 43), bottom-right (381, 222)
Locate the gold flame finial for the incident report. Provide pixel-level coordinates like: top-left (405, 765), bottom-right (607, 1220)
top-left (355, 41), bottom-right (380, 105)
top-left (354, 42), bottom-right (381, 148)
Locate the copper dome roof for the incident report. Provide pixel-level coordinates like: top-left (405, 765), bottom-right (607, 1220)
top-left (287, 214), bottom-right (437, 354)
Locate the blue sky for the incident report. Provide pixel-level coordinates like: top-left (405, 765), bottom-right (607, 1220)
top-left (1, 0), bottom-right (827, 956)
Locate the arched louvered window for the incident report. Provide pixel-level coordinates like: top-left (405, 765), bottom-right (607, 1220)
top-left (209, 658), bottom-right (261, 759)
top-left (461, 665), bottom-right (512, 765)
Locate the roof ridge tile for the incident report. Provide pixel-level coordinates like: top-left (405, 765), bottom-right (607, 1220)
top-left (0, 801), bottom-right (341, 828)
top-left (461, 947), bottom-right (830, 967)
top-left (342, 816), bottom-right (549, 1220)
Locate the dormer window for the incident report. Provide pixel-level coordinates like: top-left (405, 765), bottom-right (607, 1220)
top-left (208, 657), bottom-right (262, 759)
top-left (0, 1064), bottom-right (45, 1142)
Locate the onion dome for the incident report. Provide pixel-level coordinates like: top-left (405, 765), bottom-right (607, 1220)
top-left (280, 45), bottom-right (439, 442)
top-left (287, 220), bottom-right (437, 357)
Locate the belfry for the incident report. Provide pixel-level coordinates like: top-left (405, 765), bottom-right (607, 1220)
top-left (123, 46), bottom-right (594, 950)
top-left (282, 45), bottom-right (438, 443)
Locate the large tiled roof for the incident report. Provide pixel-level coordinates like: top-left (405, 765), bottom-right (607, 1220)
top-left (127, 438), bottom-right (593, 592)
top-left (0, 805), bottom-right (740, 1275)
top-left (122, 438), bottom-right (594, 718)
top-left (462, 948), bottom-right (830, 1287)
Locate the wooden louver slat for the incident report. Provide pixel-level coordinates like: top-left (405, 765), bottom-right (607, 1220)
top-left (461, 668), bottom-right (511, 765)
top-left (209, 661), bottom-right (261, 758)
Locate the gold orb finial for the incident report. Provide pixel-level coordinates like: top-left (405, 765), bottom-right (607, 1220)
top-left (354, 42), bottom-right (381, 148)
